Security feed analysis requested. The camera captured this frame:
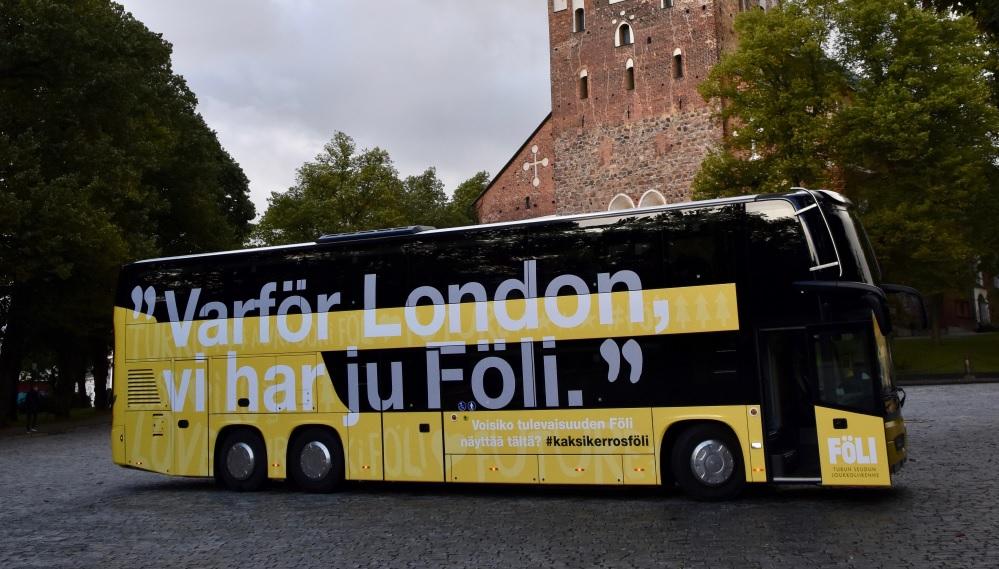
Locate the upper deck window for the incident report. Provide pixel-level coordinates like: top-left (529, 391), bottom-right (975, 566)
top-left (745, 199), bottom-right (812, 283)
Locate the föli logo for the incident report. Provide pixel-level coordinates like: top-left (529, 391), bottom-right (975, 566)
top-left (828, 435), bottom-right (878, 465)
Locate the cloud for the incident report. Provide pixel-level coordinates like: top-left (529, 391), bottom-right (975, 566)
top-left (118, 0), bottom-right (552, 215)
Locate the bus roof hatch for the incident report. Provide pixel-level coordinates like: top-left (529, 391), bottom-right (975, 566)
top-left (316, 225), bottom-right (436, 244)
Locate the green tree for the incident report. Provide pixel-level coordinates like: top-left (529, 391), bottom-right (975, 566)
top-left (255, 133), bottom-right (483, 245)
top-left (695, 4), bottom-right (846, 195)
top-left (445, 171), bottom-right (489, 227)
top-left (0, 0), bottom-right (254, 421)
top-left (924, 0), bottom-right (999, 129)
top-left (254, 132), bottom-right (407, 245)
top-left (694, 0), bottom-right (999, 307)
top-left (923, 1), bottom-right (999, 37)
top-left (401, 168), bottom-right (449, 227)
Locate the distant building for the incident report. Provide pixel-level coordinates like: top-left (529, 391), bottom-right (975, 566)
top-left (475, 0), bottom-right (777, 223)
top-left (939, 270), bottom-right (995, 334)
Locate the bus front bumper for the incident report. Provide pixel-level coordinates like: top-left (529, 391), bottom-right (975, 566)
top-left (885, 418), bottom-right (907, 474)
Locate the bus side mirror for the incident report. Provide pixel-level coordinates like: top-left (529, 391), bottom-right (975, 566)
top-left (861, 293), bottom-right (892, 336)
top-left (881, 284), bottom-right (929, 332)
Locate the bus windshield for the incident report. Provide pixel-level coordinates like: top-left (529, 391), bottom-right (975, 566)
top-left (827, 205), bottom-right (881, 285)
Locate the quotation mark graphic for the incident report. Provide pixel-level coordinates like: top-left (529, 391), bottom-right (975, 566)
top-left (130, 285), bottom-right (156, 319)
top-left (599, 339), bottom-right (644, 384)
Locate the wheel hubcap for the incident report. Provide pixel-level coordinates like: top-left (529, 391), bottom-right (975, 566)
top-left (226, 442), bottom-right (255, 481)
top-left (300, 441), bottom-right (333, 481)
top-left (690, 439), bottom-right (734, 487)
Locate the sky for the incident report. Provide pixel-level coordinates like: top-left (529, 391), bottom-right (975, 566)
top-left (117, 0), bottom-right (553, 217)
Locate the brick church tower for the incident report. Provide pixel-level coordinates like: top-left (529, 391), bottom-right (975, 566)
top-left (475, 0), bottom-right (775, 223)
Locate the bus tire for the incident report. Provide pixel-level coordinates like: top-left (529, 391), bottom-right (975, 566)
top-left (288, 427), bottom-right (345, 493)
top-left (670, 424), bottom-right (745, 501)
top-left (217, 429), bottom-right (268, 492)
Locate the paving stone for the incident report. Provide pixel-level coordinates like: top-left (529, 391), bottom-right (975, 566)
top-left (0, 384), bottom-right (996, 568)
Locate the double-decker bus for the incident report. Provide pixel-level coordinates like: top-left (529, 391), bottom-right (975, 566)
top-left (111, 188), bottom-right (911, 499)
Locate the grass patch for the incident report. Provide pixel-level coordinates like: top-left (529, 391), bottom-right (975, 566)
top-left (892, 332), bottom-right (999, 376)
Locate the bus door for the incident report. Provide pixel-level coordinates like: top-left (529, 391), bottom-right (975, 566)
top-left (808, 324), bottom-right (891, 486)
top-left (761, 324), bottom-right (892, 485)
top-left (382, 411), bottom-right (445, 482)
top-left (171, 358), bottom-right (210, 476)
top-left (759, 328), bottom-right (821, 480)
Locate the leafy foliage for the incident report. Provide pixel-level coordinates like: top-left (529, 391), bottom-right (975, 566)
top-left (0, 0), bottom-right (255, 418)
top-left (255, 132), bottom-right (485, 245)
top-left (695, 4), bottom-right (846, 195)
top-left (445, 170), bottom-right (490, 227)
top-left (694, 0), bottom-right (999, 297)
top-left (923, 0), bottom-right (999, 37)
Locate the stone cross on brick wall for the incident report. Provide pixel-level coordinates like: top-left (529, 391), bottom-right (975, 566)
top-left (522, 145), bottom-right (550, 188)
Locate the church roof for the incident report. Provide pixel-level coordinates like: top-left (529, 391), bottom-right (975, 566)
top-left (473, 112), bottom-right (552, 207)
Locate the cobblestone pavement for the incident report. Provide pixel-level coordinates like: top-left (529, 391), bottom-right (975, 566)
top-left (0, 384), bottom-right (996, 569)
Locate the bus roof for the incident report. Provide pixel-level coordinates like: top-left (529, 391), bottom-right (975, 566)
top-left (127, 191), bottom-right (824, 266)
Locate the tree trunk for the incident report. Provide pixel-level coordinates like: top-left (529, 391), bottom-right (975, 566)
top-left (0, 292), bottom-right (27, 426)
top-left (75, 374), bottom-right (88, 406)
top-left (73, 372), bottom-right (89, 407)
top-left (91, 343), bottom-right (110, 409)
top-left (929, 293), bottom-right (943, 343)
top-left (0, 342), bottom-right (24, 425)
top-left (53, 344), bottom-right (86, 418)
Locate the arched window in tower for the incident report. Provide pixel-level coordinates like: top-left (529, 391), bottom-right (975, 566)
top-left (608, 194), bottom-right (636, 211)
top-left (572, 0), bottom-right (585, 31)
top-left (579, 69), bottom-right (589, 99)
top-left (662, 0), bottom-right (674, 8)
top-left (673, 48), bottom-right (684, 79)
top-left (616, 23), bottom-right (634, 47)
top-left (625, 59), bottom-right (635, 91)
top-left (638, 190), bottom-right (666, 208)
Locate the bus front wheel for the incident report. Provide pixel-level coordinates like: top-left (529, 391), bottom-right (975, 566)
top-left (670, 424), bottom-right (745, 501)
top-left (217, 429), bottom-right (268, 492)
top-left (288, 427), bottom-right (345, 493)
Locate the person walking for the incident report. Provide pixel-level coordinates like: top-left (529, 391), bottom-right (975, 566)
top-left (25, 386), bottom-right (40, 433)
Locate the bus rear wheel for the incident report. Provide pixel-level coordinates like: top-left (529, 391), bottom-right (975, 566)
top-left (670, 424), bottom-right (745, 501)
top-left (288, 427), bottom-right (345, 493)
top-left (217, 429), bottom-right (268, 492)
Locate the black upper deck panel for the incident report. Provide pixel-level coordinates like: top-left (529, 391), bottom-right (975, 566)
top-left (113, 192), bottom-right (831, 326)
top-left (124, 190), bottom-right (836, 269)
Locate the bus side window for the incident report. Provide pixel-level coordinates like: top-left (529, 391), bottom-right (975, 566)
top-left (745, 201), bottom-right (811, 272)
top-left (138, 261), bottom-right (225, 322)
top-left (664, 234), bottom-right (715, 285)
top-left (745, 200), bottom-right (813, 326)
top-left (333, 241), bottom-right (410, 309)
top-left (405, 226), bottom-right (535, 295)
top-left (660, 206), bottom-right (739, 288)
top-left (543, 214), bottom-right (666, 290)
